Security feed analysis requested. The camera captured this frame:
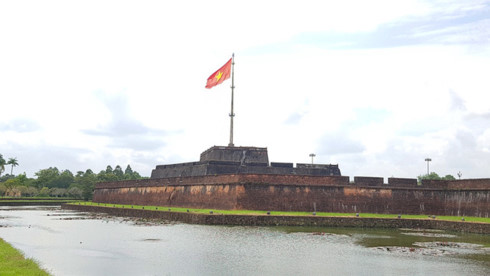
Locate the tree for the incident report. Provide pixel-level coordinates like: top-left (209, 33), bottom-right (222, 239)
top-left (132, 171), bottom-right (142, 179)
top-left (418, 172), bottom-right (456, 183)
top-left (76, 171), bottom-right (85, 178)
top-left (7, 157), bottom-right (19, 175)
top-left (113, 165), bottom-right (124, 179)
top-left (3, 178), bottom-right (21, 194)
top-left (124, 164), bottom-right (133, 176)
top-left (0, 183), bottom-right (6, 196)
top-left (67, 187), bottom-right (83, 199)
top-left (26, 187), bottom-right (39, 197)
top-left (105, 165), bottom-right (113, 174)
top-left (16, 173), bottom-right (28, 185)
top-left (0, 154), bottom-right (5, 177)
top-left (0, 174), bottom-right (14, 183)
top-left (97, 170), bottom-right (117, 182)
top-left (443, 174), bottom-right (456, 180)
top-left (17, 185), bottom-right (28, 196)
top-left (55, 170), bottom-right (74, 188)
top-left (34, 167), bottom-right (60, 188)
top-left (50, 188), bottom-right (67, 197)
top-left (38, 187), bottom-right (50, 197)
top-left (74, 171), bottom-right (97, 200)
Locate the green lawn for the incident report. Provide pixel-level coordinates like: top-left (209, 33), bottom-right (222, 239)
top-left (71, 202), bottom-right (490, 223)
top-left (0, 238), bottom-right (50, 276)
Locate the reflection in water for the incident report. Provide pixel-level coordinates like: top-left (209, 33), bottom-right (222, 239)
top-left (0, 206), bottom-right (488, 276)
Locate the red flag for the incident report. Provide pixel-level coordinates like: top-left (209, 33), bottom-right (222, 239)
top-left (205, 58), bottom-right (232, 89)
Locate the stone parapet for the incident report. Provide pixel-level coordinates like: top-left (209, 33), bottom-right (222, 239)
top-left (388, 177), bottom-right (418, 187)
top-left (354, 176), bottom-right (384, 187)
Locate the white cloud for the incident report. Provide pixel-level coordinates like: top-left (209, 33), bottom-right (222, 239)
top-left (1, 1), bottom-right (489, 179)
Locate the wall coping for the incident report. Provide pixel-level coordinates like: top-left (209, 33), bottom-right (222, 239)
top-left (95, 174), bottom-right (490, 191)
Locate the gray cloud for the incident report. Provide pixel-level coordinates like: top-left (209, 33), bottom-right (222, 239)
top-left (2, 143), bottom-right (91, 177)
top-left (83, 92), bottom-right (167, 150)
top-left (284, 112), bottom-right (306, 125)
top-left (448, 90), bottom-right (466, 111)
top-left (317, 130), bottom-right (365, 155)
top-left (286, 4), bottom-right (490, 50)
top-left (0, 118), bottom-right (41, 133)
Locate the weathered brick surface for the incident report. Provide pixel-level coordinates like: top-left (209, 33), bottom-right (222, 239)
top-left (447, 178), bottom-right (490, 189)
top-left (93, 175), bottom-right (490, 217)
top-left (422, 179), bottom-right (449, 189)
top-left (388, 177), bottom-right (418, 187)
top-left (354, 177), bottom-right (384, 187)
top-left (96, 174), bottom-right (350, 189)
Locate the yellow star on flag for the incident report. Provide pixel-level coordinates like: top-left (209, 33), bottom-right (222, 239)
top-left (215, 71), bottom-right (223, 81)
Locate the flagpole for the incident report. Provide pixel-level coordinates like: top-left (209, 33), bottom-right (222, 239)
top-left (228, 53), bottom-right (235, 147)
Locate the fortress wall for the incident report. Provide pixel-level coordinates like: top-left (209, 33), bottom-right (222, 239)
top-left (96, 174), bottom-right (350, 189)
top-left (93, 185), bottom-right (240, 210)
top-left (388, 177), bottom-right (418, 187)
top-left (94, 175), bottom-right (490, 217)
top-left (422, 179), bottom-right (449, 189)
top-left (447, 178), bottom-right (490, 189)
top-left (235, 184), bottom-right (489, 217)
top-left (353, 177), bottom-right (384, 187)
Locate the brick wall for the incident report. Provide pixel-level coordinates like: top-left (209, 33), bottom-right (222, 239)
top-left (93, 175), bottom-right (490, 217)
top-left (353, 176), bottom-right (384, 187)
top-left (388, 177), bottom-right (418, 187)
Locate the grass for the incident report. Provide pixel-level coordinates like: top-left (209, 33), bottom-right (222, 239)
top-left (0, 238), bottom-right (50, 276)
top-left (70, 201), bottom-right (490, 224)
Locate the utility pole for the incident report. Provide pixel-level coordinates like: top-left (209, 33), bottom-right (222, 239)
top-left (309, 153), bottom-right (316, 164)
top-left (425, 158), bottom-right (432, 175)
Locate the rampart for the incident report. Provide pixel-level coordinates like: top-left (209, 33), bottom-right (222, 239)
top-left (93, 175), bottom-right (490, 218)
top-left (151, 146), bottom-right (341, 178)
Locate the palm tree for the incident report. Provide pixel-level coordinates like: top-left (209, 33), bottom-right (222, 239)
top-left (7, 157), bottom-right (19, 175)
top-left (0, 154), bottom-right (6, 176)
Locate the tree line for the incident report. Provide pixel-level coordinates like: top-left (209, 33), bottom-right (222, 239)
top-left (0, 154), bottom-right (146, 200)
top-left (417, 172), bottom-right (456, 183)
top-left (0, 154), bottom-right (19, 176)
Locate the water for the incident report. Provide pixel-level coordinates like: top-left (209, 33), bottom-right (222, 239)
top-left (0, 206), bottom-right (489, 276)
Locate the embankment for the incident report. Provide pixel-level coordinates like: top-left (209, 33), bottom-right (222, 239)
top-left (63, 204), bottom-right (490, 234)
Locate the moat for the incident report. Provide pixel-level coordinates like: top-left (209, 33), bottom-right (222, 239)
top-left (1, 206), bottom-right (489, 275)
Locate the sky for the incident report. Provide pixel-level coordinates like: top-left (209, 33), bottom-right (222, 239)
top-left (1, 0), bottom-right (489, 180)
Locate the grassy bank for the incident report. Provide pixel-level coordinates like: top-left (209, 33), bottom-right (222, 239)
top-left (70, 202), bottom-right (490, 224)
top-left (0, 238), bottom-right (50, 276)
